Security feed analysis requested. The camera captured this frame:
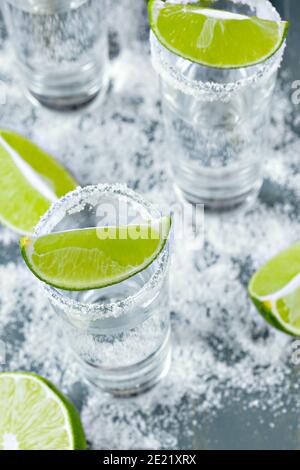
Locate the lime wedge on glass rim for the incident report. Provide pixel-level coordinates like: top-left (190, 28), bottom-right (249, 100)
top-left (20, 216), bottom-right (172, 291)
top-left (148, 0), bottom-right (288, 68)
top-left (0, 129), bottom-right (77, 235)
top-left (0, 372), bottom-right (86, 450)
top-left (249, 242), bottom-right (300, 336)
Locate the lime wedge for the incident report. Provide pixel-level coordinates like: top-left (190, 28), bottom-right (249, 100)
top-left (0, 372), bottom-right (86, 450)
top-left (0, 130), bottom-right (77, 235)
top-left (149, 0), bottom-right (288, 68)
top-left (249, 242), bottom-right (300, 336)
top-left (20, 216), bottom-right (171, 291)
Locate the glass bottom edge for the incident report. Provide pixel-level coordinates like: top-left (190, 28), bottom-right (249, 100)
top-left (73, 330), bottom-right (172, 397)
top-left (26, 78), bottom-right (109, 110)
top-left (173, 177), bottom-right (263, 211)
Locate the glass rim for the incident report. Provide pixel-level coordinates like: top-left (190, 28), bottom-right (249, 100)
top-left (35, 184), bottom-right (170, 321)
top-left (150, 0), bottom-right (285, 101)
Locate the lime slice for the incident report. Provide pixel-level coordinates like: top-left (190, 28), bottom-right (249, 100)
top-left (149, 0), bottom-right (288, 68)
top-left (0, 130), bottom-right (77, 235)
top-left (249, 242), bottom-right (300, 336)
top-left (0, 372), bottom-right (86, 450)
top-left (20, 216), bottom-right (171, 291)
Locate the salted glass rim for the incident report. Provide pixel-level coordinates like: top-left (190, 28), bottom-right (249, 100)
top-left (150, 0), bottom-right (285, 101)
top-left (34, 183), bottom-right (169, 320)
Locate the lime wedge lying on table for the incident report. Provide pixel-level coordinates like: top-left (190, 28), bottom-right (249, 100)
top-left (249, 242), bottom-right (300, 336)
top-left (20, 216), bottom-right (171, 291)
top-left (148, 0), bottom-right (288, 68)
top-left (0, 372), bottom-right (86, 450)
top-left (0, 130), bottom-right (77, 235)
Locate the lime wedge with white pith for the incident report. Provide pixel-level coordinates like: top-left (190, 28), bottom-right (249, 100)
top-left (0, 130), bottom-right (77, 235)
top-left (149, 0), bottom-right (288, 68)
top-left (249, 242), bottom-right (300, 336)
top-left (0, 372), bottom-right (86, 450)
top-left (20, 216), bottom-right (171, 291)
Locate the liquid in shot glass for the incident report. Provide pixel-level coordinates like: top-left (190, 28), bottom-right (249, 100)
top-left (150, 0), bottom-right (286, 209)
top-left (22, 184), bottom-right (172, 396)
top-left (3, 0), bottom-right (109, 109)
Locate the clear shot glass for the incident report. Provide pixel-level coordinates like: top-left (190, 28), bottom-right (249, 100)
top-left (3, 0), bottom-right (109, 109)
top-left (150, 0), bottom-right (286, 209)
top-left (34, 184), bottom-right (171, 396)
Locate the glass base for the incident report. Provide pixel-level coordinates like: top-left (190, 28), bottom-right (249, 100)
top-left (77, 330), bottom-right (171, 397)
top-left (172, 164), bottom-right (263, 210)
top-left (26, 79), bottom-right (108, 110)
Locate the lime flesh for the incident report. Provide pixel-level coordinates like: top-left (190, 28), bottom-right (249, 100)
top-left (20, 217), bottom-right (171, 291)
top-left (249, 242), bottom-right (300, 336)
top-left (0, 130), bottom-right (77, 235)
top-left (0, 372), bottom-right (86, 450)
top-left (149, 1), bottom-right (288, 68)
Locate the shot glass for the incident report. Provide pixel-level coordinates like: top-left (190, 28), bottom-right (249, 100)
top-left (150, 0), bottom-right (286, 209)
top-left (34, 184), bottom-right (171, 396)
top-left (3, 0), bottom-right (109, 109)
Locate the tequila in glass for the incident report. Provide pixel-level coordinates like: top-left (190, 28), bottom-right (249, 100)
top-left (150, 0), bottom-right (286, 208)
top-left (3, 0), bottom-right (109, 109)
top-left (34, 184), bottom-right (171, 395)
